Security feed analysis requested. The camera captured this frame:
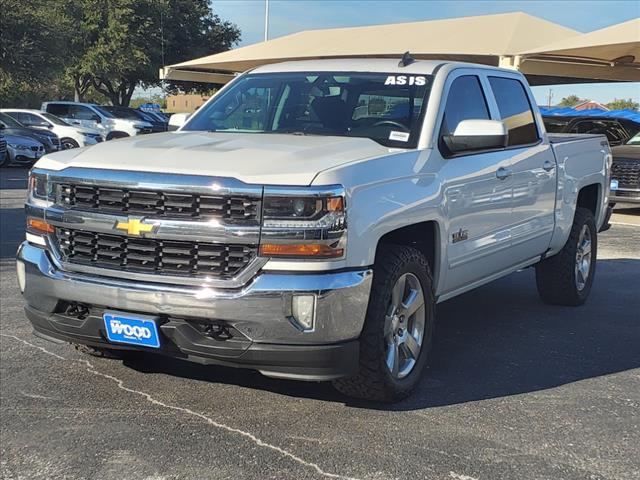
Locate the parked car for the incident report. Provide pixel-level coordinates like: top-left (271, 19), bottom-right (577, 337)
top-left (610, 132), bottom-right (640, 204)
top-left (140, 110), bottom-right (169, 124)
top-left (20, 59), bottom-right (610, 402)
top-left (543, 115), bottom-right (640, 147)
top-left (0, 112), bottom-right (61, 153)
top-left (1, 109), bottom-right (103, 149)
top-left (101, 106), bottom-right (167, 133)
top-left (41, 101), bottom-right (153, 140)
top-left (3, 134), bottom-right (45, 167)
top-left (0, 133), bottom-right (6, 166)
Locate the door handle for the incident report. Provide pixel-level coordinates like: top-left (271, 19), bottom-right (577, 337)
top-left (496, 167), bottom-right (512, 180)
top-left (543, 160), bottom-right (555, 172)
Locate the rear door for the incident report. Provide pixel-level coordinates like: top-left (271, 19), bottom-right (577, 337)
top-left (486, 76), bottom-right (556, 259)
top-left (45, 104), bottom-right (73, 124)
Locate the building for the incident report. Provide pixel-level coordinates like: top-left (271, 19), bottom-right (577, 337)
top-left (574, 100), bottom-right (610, 111)
top-left (165, 93), bottom-right (211, 113)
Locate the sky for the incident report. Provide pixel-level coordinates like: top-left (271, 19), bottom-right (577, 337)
top-left (209, 0), bottom-right (640, 106)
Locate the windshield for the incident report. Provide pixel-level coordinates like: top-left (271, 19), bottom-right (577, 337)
top-left (41, 112), bottom-right (71, 126)
top-left (626, 132), bottom-right (640, 145)
top-left (0, 112), bottom-right (24, 128)
top-left (183, 72), bottom-right (433, 148)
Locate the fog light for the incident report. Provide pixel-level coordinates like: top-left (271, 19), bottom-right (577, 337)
top-left (291, 295), bottom-right (316, 331)
top-left (16, 261), bottom-right (26, 294)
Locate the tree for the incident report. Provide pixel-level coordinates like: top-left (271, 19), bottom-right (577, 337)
top-left (0, 0), bottom-right (73, 107)
top-left (557, 95), bottom-right (586, 107)
top-left (607, 98), bottom-right (640, 111)
top-left (67, 0), bottom-right (240, 106)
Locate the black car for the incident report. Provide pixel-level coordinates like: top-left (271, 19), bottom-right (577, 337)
top-left (610, 134), bottom-right (640, 205)
top-left (0, 112), bottom-right (61, 153)
top-left (542, 115), bottom-right (640, 147)
top-left (101, 106), bottom-right (167, 133)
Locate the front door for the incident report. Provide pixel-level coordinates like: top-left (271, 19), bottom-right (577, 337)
top-left (437, 73), bottom-right (515, 295)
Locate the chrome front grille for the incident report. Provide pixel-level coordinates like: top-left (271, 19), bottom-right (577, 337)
top-left (55, 227), bottom-right (257, 278)
top-left (58, 184), bottom-right (260, 220)
top-left (611, 160), bottom-right (640, 189)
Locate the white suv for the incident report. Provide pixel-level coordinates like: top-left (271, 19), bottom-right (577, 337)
top-left (41, 102), bottom-right (153, 140)
top-left (1, 109), bottom-right (103, 149)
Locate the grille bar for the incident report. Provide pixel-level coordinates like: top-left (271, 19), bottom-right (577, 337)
top-left (55, 228), bottom-right (257, 278)
top-left (58, 184), bottom-right (260, 221)
top-left (611, 161), bottom-right (640, 189)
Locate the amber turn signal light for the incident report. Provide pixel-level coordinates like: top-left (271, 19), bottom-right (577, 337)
top-left (260, 243), bottom-right (343, 258)
top-left (27, 217), bottom-right (55, 234)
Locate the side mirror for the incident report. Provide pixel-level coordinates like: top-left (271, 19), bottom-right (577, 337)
top-left (443, 119), bottom-right (508, 154)
top-left (168, 113), bottom-right (190, 131)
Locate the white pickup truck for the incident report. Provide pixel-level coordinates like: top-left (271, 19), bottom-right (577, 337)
top-left (18, 59), bottom-right (611, 402)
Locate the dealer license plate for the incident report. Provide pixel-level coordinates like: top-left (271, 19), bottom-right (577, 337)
top-left (103, 311), bottom-right (160, 348)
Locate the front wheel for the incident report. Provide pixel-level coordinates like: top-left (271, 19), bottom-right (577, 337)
top-left (60, 137), bottom-right (79, 150)
top-left (535, 207), bottom-right (597, 306)
top-left (333, 245), bottom-right (435, 403)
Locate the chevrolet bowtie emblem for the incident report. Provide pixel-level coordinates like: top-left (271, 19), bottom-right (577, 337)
top-left (115, 218), bottom-right (155, 236)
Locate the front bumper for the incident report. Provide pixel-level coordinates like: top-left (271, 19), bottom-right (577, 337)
top-left (610, 190), bottom-right (640, 204)
top-left (17, 242), bottom-right (372, 380)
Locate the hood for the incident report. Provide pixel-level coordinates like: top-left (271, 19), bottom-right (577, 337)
top-left (35, 131), bottom-right (393, 185)
top-left (5, 134), bottom-right (42, 146)
top-left (2, 127), bottom-right (53, 140)
top-left (612, 145), bottom-right (640, 160)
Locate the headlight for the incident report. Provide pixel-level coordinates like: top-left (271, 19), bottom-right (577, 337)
top-left (28, 171), bottom-right (53, 205)
top-left (260, 186), bottom-right (346, 259)
top-left (9, 143), bottom-right (29, 150)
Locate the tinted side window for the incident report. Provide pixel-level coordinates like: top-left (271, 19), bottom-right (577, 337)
top-left (441, 75), bottom-right (490, 136)
top-left (70, 105), bottom-right (99, 121)
top-left (489, 77), bottom-right (539, 146)
top-left (46, 104), bottom-right (70, 117)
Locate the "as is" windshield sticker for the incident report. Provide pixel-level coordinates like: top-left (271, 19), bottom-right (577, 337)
top-left (385, 75), bottom-right (426, 86)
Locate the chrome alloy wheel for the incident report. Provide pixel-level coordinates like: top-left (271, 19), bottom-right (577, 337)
top-left (384, 272), bottom-right (426, 379)
top-left (575, 225), bottom-right (592, 292)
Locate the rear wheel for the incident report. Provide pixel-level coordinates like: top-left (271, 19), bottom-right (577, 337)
top-left (535, 207), bottom-right (597, 306)
top-left (333, 245), bottom-right (435, 403)
top-left (60, 137), bottom-right (79, 149)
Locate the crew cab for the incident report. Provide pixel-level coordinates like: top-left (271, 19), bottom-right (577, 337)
top-left (18, 59), bottom-right (611, 402)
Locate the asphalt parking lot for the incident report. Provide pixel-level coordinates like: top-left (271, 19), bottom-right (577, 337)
top-left (1, 167), bottom-right (638, 480)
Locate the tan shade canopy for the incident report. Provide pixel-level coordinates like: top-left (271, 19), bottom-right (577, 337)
top-left (518, 18), bottom-right (640, 82)
top-left (160, 12), bottom-right (639, 85)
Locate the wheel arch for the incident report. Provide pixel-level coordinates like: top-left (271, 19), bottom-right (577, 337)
top-left (374, 220), bottom-right (442, 290)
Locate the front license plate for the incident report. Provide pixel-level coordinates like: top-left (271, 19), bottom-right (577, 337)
top-left (103, 311), bottom-right (160, 348)
top-left (610, 179), bottom-right (619, 191)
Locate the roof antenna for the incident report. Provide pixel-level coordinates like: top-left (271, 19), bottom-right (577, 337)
top-left (398, 51), bottom-right (415, 67)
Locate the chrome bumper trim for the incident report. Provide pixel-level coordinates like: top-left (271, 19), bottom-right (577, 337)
top-left (18, 242), bottom-right (372, 344)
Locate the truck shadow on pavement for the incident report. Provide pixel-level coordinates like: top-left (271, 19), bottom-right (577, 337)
top-left (127, 258), bottom-right (640, 411)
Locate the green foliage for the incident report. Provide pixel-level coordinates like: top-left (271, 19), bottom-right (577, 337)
top-left (0, 0), bottom-right (73, 106)
top-left (606, 98), bottom-right (639, 111)
top-left (0, 0), bottom-right (240, 107)
top-left (557, 95), bottom-right (586, 107)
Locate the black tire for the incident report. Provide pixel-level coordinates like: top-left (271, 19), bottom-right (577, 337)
top-left (535, 207), bottom-right (597, 306)
top-left (60, 137), bottom-right (79, 149)
top-left (106, 131), bottom-right (129, 141)
top-left (74, 343), bottom-right (136, 360)
top-left (332, 245), bottom-right (435, 403)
